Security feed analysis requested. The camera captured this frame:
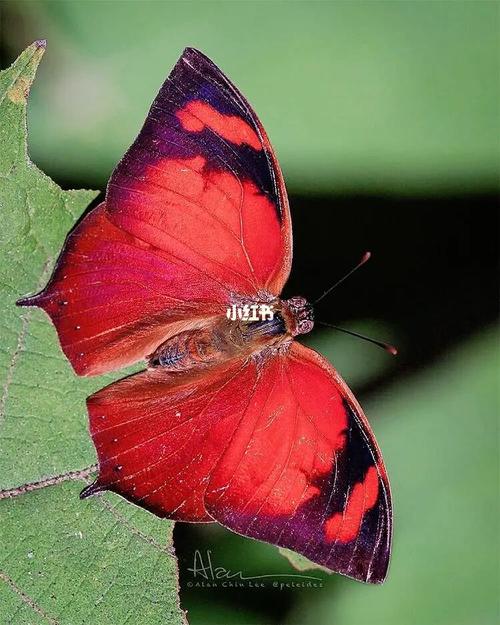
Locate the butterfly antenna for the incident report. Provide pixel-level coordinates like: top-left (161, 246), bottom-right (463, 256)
top-left (317, 321), bottom-right (398, 356)
top-left (313, 251), bottom-right (371, 305)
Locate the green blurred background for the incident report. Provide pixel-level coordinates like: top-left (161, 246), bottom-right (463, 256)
top-left (1, 1), bottom-right (498, 624)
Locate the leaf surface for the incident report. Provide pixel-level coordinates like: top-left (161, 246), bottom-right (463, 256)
top-left (0, 43), bottom-right (185, 625)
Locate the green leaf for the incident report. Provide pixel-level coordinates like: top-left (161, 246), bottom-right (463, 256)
top-left (0, 40), bottom-right (99, 489)
top-left (1, 482), bottom-right (182, 625)
top-left (0, 43), bottom-right (185, 625)
top-left (278, 548), bottom-right (330, 575)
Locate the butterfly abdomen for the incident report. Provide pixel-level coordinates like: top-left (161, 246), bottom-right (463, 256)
top-left (148, 325), bottom-right (229, 371)
top-left (147, 307), bottom-right (295, 372)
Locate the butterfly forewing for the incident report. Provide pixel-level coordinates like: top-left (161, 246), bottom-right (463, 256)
top-left (19, 48), bottom-right (291, 375)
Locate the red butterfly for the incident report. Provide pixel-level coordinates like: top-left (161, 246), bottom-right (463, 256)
top-left (19, 48), bottom-right (392, 583)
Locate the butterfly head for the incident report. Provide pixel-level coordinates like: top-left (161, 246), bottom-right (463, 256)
top-left (284, 296), bottom-right (314, 336)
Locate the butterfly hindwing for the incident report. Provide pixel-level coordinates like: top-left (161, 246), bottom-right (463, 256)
top-left (81, 355), bottom-right (273, 521)
top-left (83, 342), bottom-right (391, 583)
top-left (205, 343), bottom-right (392, 583)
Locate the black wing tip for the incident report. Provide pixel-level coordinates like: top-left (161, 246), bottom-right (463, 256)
top-left (338, 563), bottom-right (388, 585)
top-left (362, 554), bottom-right (391, 585)
top-left (182, 46), bottom-right (207, 59)
top-left (366, 568), bottom-right (389, 585)
top-left (180, 47), bottom-right (218, 70)
top-left (330, 559), bottom-right (389, 585)
top-left (80, 481), bottom-right (104, 500)
top-left (16, 293), bottom-right (43, 307)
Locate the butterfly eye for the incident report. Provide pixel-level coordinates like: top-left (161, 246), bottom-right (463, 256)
top-left (288, 296), bottom-right (307, 309)
top-left (298, 319), bottom-right (314, 335)
top-left (283, 297), bottom-right (314, 335)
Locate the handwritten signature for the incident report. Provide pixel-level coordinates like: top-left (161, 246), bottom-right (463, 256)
top-left (186, 549), bottom-right (323, 589)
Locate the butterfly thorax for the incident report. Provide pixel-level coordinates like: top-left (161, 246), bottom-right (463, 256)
top-left (148, 296), bottom-right (314, 372)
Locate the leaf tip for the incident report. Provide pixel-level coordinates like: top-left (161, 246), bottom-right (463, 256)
top-left (29, 39), bottom-right (47, 67)
top-left (5, 41), bottom-right (47, 106)
top-left (25, 39), bottom-right (47, 69)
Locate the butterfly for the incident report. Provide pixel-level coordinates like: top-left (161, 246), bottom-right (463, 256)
top-left (18, 48), bottom-right (392, 583)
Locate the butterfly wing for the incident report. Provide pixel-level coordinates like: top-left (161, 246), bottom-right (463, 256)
top-left (204, 342), bottom-right (392, 583)
top-left (18, 48), bottom-right (291, 375)
top-left (106, 47), bottom-right (292, 297)
top-left (83, 342), bottom-right (391, 583)
top-left (18, 203), bottom-right (225, 375)
top-left (81, 356), bottom-right (275, 522)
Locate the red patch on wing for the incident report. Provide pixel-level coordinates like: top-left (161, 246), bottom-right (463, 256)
top-left (205, 350), bottom-right (349, 519)
top-left (177, 100), bottom-right (263, 150)
top-left (108, 156), bottom-right (284, 294)
top-left (325, 465), bottom-right (379, 543)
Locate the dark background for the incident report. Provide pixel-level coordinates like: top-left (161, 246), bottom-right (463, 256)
top-left (2, 2), bottom-right (498, 624)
